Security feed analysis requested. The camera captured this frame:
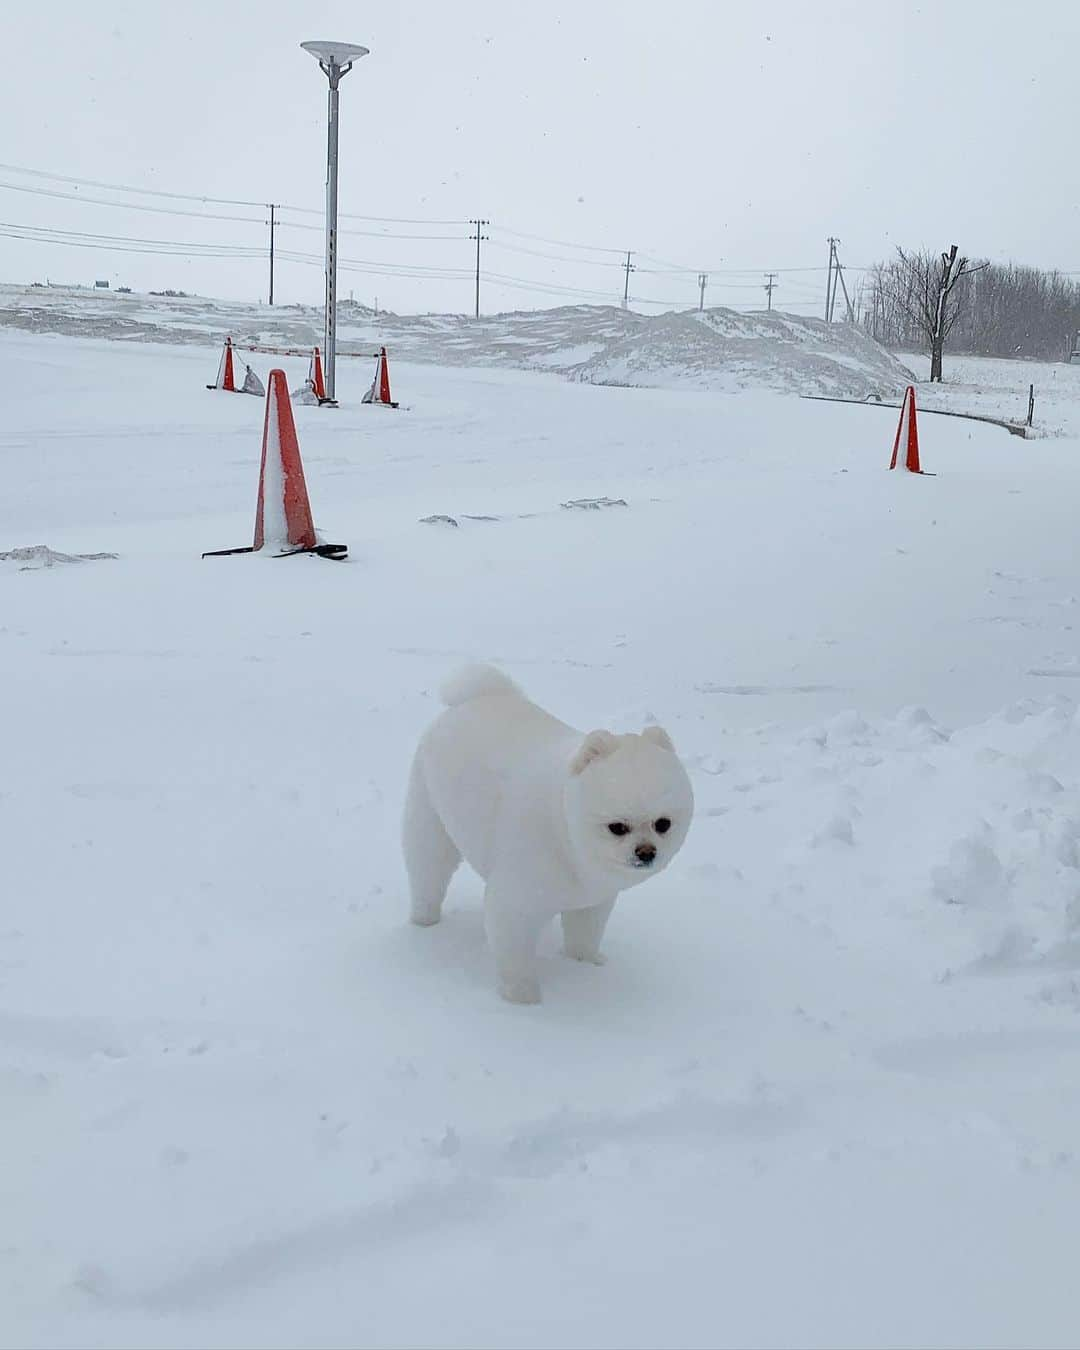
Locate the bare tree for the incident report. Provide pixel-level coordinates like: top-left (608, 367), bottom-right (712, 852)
top-left (865, 251), bottom-right (1080, 361)
top-left (888, 244), bottom-right (983, 381)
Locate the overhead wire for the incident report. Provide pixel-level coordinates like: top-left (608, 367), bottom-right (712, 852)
top-left (0, 162), bottom-right (268, 209)
top-left (275, 202), bottom-right (467, 227)
top-left (486, 238), bottom-right (624, 269)
top-left (0, 162), bottom-right (468, 227)
top-left (495, 224), bottom-right (627, 255)
top-left (2, 218), bottom-right (835, 307)
top-left (0, 160), bottom-right (872, 310)
top-left (0, 181), bottom-right (467, 241)
top-left (0, 180), bottom-right (268, 227)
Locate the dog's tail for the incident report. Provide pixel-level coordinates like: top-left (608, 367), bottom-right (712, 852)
top-left (440, 663), bottom-right (524, 708)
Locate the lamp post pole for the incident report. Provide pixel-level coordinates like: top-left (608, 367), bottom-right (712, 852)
top-left (324, 64), bottom-right (342, 398)
top-left (301, 40), bottom-right (369, 405)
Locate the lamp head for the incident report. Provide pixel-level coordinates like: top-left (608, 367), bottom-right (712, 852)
top-left (301, 40), bottom-right (369, 76)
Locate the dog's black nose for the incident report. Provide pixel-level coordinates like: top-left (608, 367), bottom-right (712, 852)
top-left (635, 843), bottom-right (656, 864)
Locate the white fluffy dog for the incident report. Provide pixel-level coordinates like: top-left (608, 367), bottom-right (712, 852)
top-left (403, 664), bottom-right (694, 1003)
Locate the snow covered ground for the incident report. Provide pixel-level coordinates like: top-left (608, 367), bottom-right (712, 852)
top-left (903, 349), bottom-right (1080, 439)
top-left (5, 328), bottom-right (1080, 1349)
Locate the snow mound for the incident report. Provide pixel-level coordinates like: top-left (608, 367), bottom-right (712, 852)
top-left (0, 285), bottom-right (909, 400)
top-left (0, 544), bottom-right (117, 569)
top-left (570, 308), bottom-right (911, 397)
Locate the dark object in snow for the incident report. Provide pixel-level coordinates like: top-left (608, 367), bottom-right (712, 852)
top-left (201, 543), bottom-right (347, 560)
top-left (561, 497), bottom-right (628, 511)
top-left (420, 515), bottom-right (460, 528)
top-left (0, 545), bottom-right (118, 570)
top-left (802, 393), bottom-right (1030, 439)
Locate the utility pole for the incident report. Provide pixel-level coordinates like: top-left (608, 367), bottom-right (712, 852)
top-left (764, 272), bottom-right (778, 311)
top-left (834, 258), bottom-right (855, 323)
top-left (825, 237), bottom-right (839, 321)
top-left (698, 272), bottom-right (707, 311)
top-left (268, 204), bottom-right (276, 306)
top-left (622, 250), bottom-right (635, 309)
top-left (469, 218), bottom-right (489, 318)
top-left (824, 237), bottom-right (854, 323)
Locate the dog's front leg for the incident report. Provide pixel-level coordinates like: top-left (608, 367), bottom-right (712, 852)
top-left (561, 898), bottom-right (616, 965)
top-left (484, 882), bottom-right (547, 1005)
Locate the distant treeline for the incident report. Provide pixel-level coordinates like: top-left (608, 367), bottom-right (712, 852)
top-left (862, 256), bottom-right (1080, 361)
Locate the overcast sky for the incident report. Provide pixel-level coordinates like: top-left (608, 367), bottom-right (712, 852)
top-left (2, 1), bottom-right (1077, 316)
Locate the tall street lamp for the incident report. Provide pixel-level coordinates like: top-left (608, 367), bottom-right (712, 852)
top-left (301, 40), bottom-right (369, 405)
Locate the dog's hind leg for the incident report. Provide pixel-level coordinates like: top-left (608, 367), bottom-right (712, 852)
top-left (403, 754), bottom-right (461, 927)
top-left (561, 899), bottom-right (615, 965)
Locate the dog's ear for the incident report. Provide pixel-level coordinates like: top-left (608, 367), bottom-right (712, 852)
top-left (570, 729), bottom-right (619, 775)
top-left (641, 724), bottom-right (675, 752)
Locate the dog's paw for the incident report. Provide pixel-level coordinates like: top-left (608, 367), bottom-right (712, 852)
top-left (564, 948), bottom-right (607, 966)
top-left (498, 973), bottom-right (542, 1005)
top-left (409, 902), bottom-right (442, 927)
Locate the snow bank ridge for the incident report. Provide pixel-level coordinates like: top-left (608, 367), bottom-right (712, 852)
top-left (0, 285), bottom-right (912, 401)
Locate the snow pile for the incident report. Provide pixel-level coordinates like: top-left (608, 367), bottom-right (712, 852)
top-left (0, 284), bottom-right (910, 399)
top-left (571, 307), bottom-right (911, 397)
top-left (0, 544), bottom-right (117, 569)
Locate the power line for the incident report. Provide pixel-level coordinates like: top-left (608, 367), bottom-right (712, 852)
top-left (0, 221), bottom-right (267, 257)
top-left (276, 203), bottom-right (467, 226)
top-left (1, 216), bottom-right (831, 309)
top-left (278, 219), bottom-right (465, 242)
top-left (0, 161), bottom-right (848, 313)
top-left (0, 161), bottom-right (268, 209)
top-left (2, 216), bottom-right (833, 312)
top-left (0, 161), bottom-right (467, 226)
top-left (0, 180), bottom-right (465, 241)
top-left (0, 160), bottom-right (901, 301)
top-left (486, 238), bottom-right (624, 269)
top-left (0, 160), bottom-right (873, 291)
top-left (0, 221), bottom-right (475, 279)
top-left (0, 179), bottom-right (268, 226)
top-left (496, 224), bottom-right (626, 255)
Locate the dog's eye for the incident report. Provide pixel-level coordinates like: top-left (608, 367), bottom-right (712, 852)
top-left (654, 817), bottom-right (672, 835)
top-left (607, 822), bottom-right (630, 837)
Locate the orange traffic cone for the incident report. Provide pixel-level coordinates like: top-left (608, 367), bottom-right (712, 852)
top-left (202, 369), bottom-right (346, 560)
top-left (889, 385), bottom-right (924, 473)
top-left (361, 346), bottom-right (399, 408)
top-left (291, 347), bottom-right (329, 405)
top-left (254, 370), bottom-right (317, 552)
top-left (310, 346), bottom-right (327, 402)
top-left (207, 337), bottom-right (238, 392)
